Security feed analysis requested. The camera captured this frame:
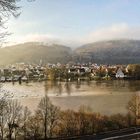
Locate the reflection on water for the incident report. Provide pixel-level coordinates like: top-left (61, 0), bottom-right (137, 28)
top-left (1, 80), bottom-right (140, 115)
top-left (64, 82), bottom-right (71, 95)
top-left (75, 80), bottom-right (81, 89)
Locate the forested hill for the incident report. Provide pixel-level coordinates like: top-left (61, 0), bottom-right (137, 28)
top-left (74, 40), bottom-right (140, 64)
top-left (1, 40), bottom-right (140, 66)
top-left (0, 42), bottom-right (72, 66)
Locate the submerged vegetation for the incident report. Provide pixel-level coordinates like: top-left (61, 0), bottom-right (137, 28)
top-left (0, 94), bottom-right (139, 140)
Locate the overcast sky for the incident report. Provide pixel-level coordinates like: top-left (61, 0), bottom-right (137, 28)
top-left (6, 0), bottom-right (140, 47)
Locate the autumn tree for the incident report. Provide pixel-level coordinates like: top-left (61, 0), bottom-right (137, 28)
top-left (127, 94), bottom-right (140, 126)
top-left (109, 114), bottom-right (129, 129)
top-left (27, 114), bottom-right (42, 140)
top-left (78, 105), bottom-right (93, 135)
top-left (59, 110), bottom-right (79, 136)
top-left (126, 64), bottom-right (140, 79)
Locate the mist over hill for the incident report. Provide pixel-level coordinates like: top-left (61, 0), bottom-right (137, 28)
top-left (74, 40), bottom-right (140, 64)
top-left (0, 40), bottom-right (140, 66)
top-left (0, 42), bottom-right (72, 66)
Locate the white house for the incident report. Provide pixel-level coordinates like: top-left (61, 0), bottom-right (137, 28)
top-left (116, 68), bottom-right (125, 78)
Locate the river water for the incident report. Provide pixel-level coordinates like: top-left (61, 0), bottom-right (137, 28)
top-left (0, 80), bottom-right (140, 115)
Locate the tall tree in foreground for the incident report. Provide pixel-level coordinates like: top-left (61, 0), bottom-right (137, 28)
top-left (127, 94), bottom-right (140, 126)
top-left (6, 100), bottom-right (22, 140)
top-left (0, 97), bottom-right (8, 140)
top-left (36, 95), bottom-right (60, 139)
top-left (22, 106), bottom-right (31, 140)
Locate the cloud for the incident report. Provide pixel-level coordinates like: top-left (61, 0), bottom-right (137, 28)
top-left (7, 33), bottom-right (57, 46)
top-left (7, 33), bottom-right (82, 47)
top-left (83, 23), bottom-right (140, 43)
top-left (19, 34), bottom-right (56, 42)
top-left (6, 23), bottom-right (140, 47)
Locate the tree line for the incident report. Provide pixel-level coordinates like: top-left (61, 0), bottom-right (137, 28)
top-left (0, 93), bottom-right (139, 140)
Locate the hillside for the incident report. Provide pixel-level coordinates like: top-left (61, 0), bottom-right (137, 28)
top-left (74, 40), bottom-right (140, 64)
top-left (0, 42), bottom-right (72, 66)
top-left (0, 40), bottom-right (140, 66)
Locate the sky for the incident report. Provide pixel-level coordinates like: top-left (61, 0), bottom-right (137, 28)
top-left (6, 0), bottom-right (140, 47)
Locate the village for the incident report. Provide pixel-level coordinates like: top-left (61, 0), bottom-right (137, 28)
top-left (0, 62), bottom-right (138, 83)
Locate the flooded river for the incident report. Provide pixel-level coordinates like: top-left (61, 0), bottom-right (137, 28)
top-left (0, 80), bottom-right (140, 115)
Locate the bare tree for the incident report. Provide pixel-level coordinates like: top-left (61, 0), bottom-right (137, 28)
top-left (0, 0), bottom-right (35, 43)
top-left (6, 100), bottom-right (22, 140)
top-left (22, 106), bottom-right (31, 140)
top-left (37, 95), bottom-right (60, 139)
top-left (0, 0), bottom-right (20, 43)
top-left (0, 97), bottom-right (8, 140)
top-left (49, 104), bottom-right (60, 137)
top-left (37, 95), bottom-right (50, 139)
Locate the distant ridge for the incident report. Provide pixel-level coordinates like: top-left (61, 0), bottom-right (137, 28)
top-left (0, 42), bottom-right (72, 66)
top-left (74, 40), bottom-right (140, 64)
top-left (0, 40), bottom-right (140, 66)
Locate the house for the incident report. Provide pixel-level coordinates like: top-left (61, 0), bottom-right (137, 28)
top-left (68, 68), bottom-right (77, 75)
top-left (13, 75), bottom-right (21, 81)
top-left (6, 77), bottom-right (13, 82)
top-left (21, 76), bottom-right (28, 81)
top-left (116, 68), bottom-right (125, 78)
top-left (77, 68), bottom-right (86, 76)
top-left (91, 68), bottom-right (97, 77)
top-left (0, 76), bottom-right (5, 82)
